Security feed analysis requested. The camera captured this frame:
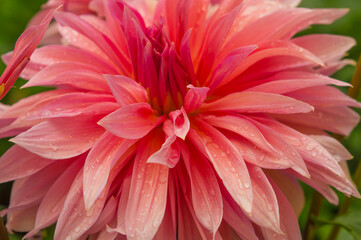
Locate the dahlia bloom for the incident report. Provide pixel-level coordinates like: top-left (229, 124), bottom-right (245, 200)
top-left (1, 0), bottom-right (361, 239)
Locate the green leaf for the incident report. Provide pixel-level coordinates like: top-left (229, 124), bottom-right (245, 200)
top-left (313, 211), bottom-right (361, 239)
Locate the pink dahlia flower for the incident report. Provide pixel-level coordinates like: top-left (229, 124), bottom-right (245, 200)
top-left (1, 0), bottom-right (361, 239)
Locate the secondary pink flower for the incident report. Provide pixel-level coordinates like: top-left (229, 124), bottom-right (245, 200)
top-left (1, 0), bottom-right (360, 239)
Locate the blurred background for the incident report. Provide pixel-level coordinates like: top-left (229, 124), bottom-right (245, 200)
top-left (0, 0), bottom-right (360, 239)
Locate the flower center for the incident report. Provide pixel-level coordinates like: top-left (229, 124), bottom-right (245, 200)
top-left (132, 22), bottom-right (191, 115)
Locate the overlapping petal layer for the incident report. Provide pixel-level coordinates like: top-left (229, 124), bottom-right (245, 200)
top-left (0, 0), bottom-right (360, 239)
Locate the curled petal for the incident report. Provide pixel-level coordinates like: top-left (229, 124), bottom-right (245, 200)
top-left (169, 107), bottom-right (190, 140)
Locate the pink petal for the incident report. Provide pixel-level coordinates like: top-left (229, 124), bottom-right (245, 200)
top-left (30, 45), bottom-right (118, 74)
top-left (287, 169), bottom-right (338, 205)
top-left (147, 134), bottom-right (180, 168)
top-left (222, 193), bottom-right (259, 240)
top-left (274, 106), bottom-right (360, 136)
top-left (249, 119), bottom-right (309, 177)
top-left (181, 144), bottom-right (223, 234)
top-left (197, 6), bottom-right (241, 81)
top-left (261, 180), bottom-right (302, 240)
top-left (188, 118), bottom-right (253, 214)
top-left (0, 8), bottom-right (55, 99)
top-left (2, 160), bottom-right (69, 216)
top-left (125, 135), bottom-right (169, 240)
top-left (176, 168), bottom-right (220, 240)
top-left (207, 45), bottom-right (258, 91)
top-left (83, 132), bottom-right (136, 210)
top-left (153, 200), bottom-right (177, 240)
top-left (307, 161), bottom-right (359, 198)
top-left (98, 102), bottom-right (164, 139)
top-left (201, 91), bottom-right (313, 114)
top-left (177, 188), bottom-right (204, 240)
top-left (54, 168), bottom-right (110, 240)
top-left (29, 92), bottom-right (118, 120)
top-left (169, 107), bottom-right (190, 140)
top-left (54, 11), bottom-right (131, 75)
top-left (246, 71), bottom-right (350, 94)
top-left (22, 63), bottom-right (110, 92)
top-left (292, 34), bottom-right (356, 63)
top-left (24, 158), bottom-right (83, 238)
top-left (256, 118), bottom-right (344, 177)
top-left (287, 86), bottom-right (361, 108)
top-left (11, 116), bottom-right (105, 159)
top-left (183, 85), bottom-right (209, 113)
top-left (309, 135), bottom-right (352, 162)
top-left (0, 145), bottom-right (52, 183)
top-left (221, 41), bottom-right (324, 86)
top-left (225, 8), bottom-right (347, 48)
top-left (266, 170), bottom-right (305, 217)
top-left (202, 114), bottom-right (278, 153)
top-left (6, 203), bottom-right (38, 233)
top-left (0, 90), bottom-right (69, 121)
top-left (247, 164), bottom-right (280, 232)
top-left (87, 196), bottom-right (118, 234)
top-left (104, 74), bottom-right (148, 106)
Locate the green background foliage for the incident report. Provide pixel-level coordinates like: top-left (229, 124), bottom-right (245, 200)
top-left (0, 0), bottom-right (360, 239)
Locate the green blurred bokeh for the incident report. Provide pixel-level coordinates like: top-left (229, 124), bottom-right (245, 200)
top-left (0, 0), bottom-right (360, 239)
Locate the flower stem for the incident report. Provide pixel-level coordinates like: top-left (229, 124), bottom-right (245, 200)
top-left (327, 54), bottom-right (361, 240)
top-left (327, 159), bottom-right (361, 240)
top-left (305, 192), bottom-right (324, 240)
top-left (0, 218), bottom-right (9, 240)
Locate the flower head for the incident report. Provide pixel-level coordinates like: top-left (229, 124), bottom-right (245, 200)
top-left (0, 0), bottom-right (360, 239)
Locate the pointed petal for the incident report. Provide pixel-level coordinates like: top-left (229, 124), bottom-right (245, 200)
top-left (2, 160), bottom-right (69, 217)
top-left (247, 164), bottom-right (280, 232)
top-left (188, 118), bottom-right (253, 214)
top-left (125, 134), bottom-right (169, 240)
top-left (54, 169), bottom-right (109, 240)
top-left (292, 34), bottom-right (356, 63)
top-left (22, 63), bottom-right (110, 92)
top-left (287, 169), bottom-right (338, 205)
top-left (256, 118), bottom-right (344, 177)
top-left (309, 135), bottom-right (352, 162)
top-left (200, 91), bottom-right (313, 114)
top-left (87, 196), bottom-right (118, 234)
top-left (98, 102), bottom-right (164, 139)
top-left (0, 8), bottom-right (55, 99)
top-left (202, 114), bottom-right (278, 153)
top-left (266, 170), bottom-right (304, 217)
top-left (222, 194), bottom-right (259, 240)
top-left (54, 11), bottom-right (131, 74)
top-left (247, 71), bottom-right (350, 94)
top-left (274, 106), bottom-right (360, 136)
top-left (83, 132), bottom-right (136, 210)
top-left (208, 45), bottom-right (258, 91)
top-left (181, 144), bottom-right (223, 234)
top-left (104, 74), bottom-right (148, 106)
top-left (261, 180), bottom-right (302, 240)
top-left (0, 145), bottom-right (52, 183)
top-left (11, 116), bottom-right (105, 159)
top-left (24, 158), bottom-right (83, 238)
top-left (248, 119), bottom-right (309, 177)
top-left (28, 92), bottom-right (118, 120)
